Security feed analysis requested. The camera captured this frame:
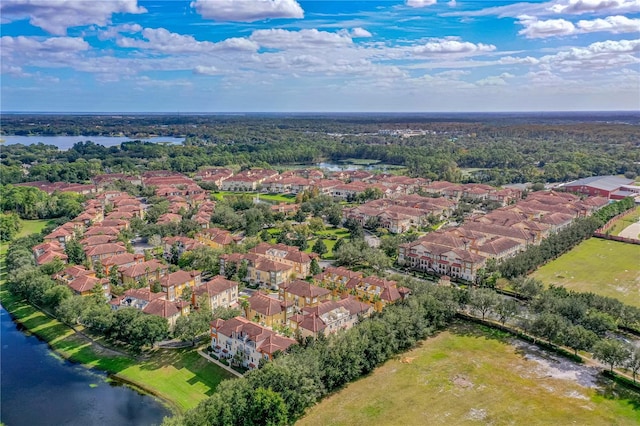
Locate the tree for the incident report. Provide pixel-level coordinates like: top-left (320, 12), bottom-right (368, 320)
top-left (211, 306), bottom-right (242, 320)
top-left (494, 298), bottom-right (518, 325)
top-left (181, 286), bottom-right (193, 303)
top-left (563, 325), bottom-right (597, 356)
top-left (468, 288), bottom-right (499, 320)
top-left (0, 212), bottom-right (22, 242)
top-left (43, 285), bottom-right (73, 310)
top-left (260, 229), bottom-right (271, 242)
top-left (247, 387), bottom-right (288, 426)
top-left (308, 217), bottom-right (324, 233)
top-left (593, 339), bottom-right (630, 373)
top-left (129, 314), bottom-right (169, 350)
top-left (310, 258), bottom-right (321, 276)
top-left (174, 314), bottom-right (207, 346)
top-left (626, 346), bottom-right (640, 383)
top-left (311, 239), bottom-right (327, 258)
top-left (531, 312), bottom-right (568, 346)
top-left (511, 276), bottom-right (543, 299)
top-left (64, 239), bottom-right (86, 265)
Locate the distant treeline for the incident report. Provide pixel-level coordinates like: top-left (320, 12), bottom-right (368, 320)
top-left (1, 116), bottom-right (639, 185)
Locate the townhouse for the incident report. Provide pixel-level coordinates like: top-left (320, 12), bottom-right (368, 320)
top-left (192, 275), bottom-right (239, 310)
top-left (210, 316), bottom-right (297, 370)
top-left (159, 269), bottom-right (202, 301)
top-left (288, 296), bottom-right (373, 339)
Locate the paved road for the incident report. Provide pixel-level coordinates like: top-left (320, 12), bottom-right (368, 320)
top-left (618, 220), bottom-right (640, 240)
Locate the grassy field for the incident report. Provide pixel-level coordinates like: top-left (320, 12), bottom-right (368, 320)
top-left (531, 238), bottom-right (640, 307)
top-left (298, 324), bottom-right (640, 426)
top-left (608, 206), bottom-right (640, 236)
top-left (0, 219), bottom-right (51, 257)
top-left (211, 191), bottom-right (296, 204)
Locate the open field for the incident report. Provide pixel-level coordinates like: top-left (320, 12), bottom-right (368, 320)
top-left (531, 238), bottom-right (640, 307)
top-left (298, 323), bottom-right (640, 426)
top-left (0, 219), bottom-right (51, 257)
top-left (608, 206), bottom-right (640, 237)
top-left (211, 191), bottom-right (296, 204)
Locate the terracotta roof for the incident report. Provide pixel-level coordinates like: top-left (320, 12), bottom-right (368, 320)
top-left (280, 279), bottom-right (330, 299)
top-left (143, 298), bottom-right (188, 318)
top-left (193, 276), bottom-right (238, 297)
top-left (68, 275), bottom-right (107, 294)
top-left (120, 260), bottom-right (167, 278)
top-left (247, 292), bottom-right (284, 317)
top-left (84, 243), bottom-right (127, 257)
top-left (159, 270), bottom-right (201, 287)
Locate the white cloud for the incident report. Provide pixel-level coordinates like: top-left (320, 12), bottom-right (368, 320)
top-left (445, 0), bottom-right (640, 18)
top-left (576, 15), bottom-right (640, 33)
top-left (517, 16), bottom-right (576, 38)
top-left (448, 0), bottom-right (457, 6)
top-left (193, 65), bottom-right (220, 75)
top-left (0, 0), bottom-right (146, 35)
top-left (190, 0), bottom-right (303, 22)
top-left (350, 28), bottom-right (373, 38)
top-left (406, 0), bottom-right (438, 7)
top-left (540, 38), bottom-right (640, 70)
top-left (249, 29), bottom-right (353, 49)
top-left (518, 14), bottom-right (640, 38)
top-left (499, 55), bottom-right (541, 65)
top-left (1, 35), bottom-right (90, 54)
top-left (549, 0), bottom-right (640, 15)
top-left (412, 40), bottom-right (496, 55)
top-left (116, 28), bottom-right (259, 53)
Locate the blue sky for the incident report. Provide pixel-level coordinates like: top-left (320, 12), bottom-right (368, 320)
top-left (1, 0), bottom-right (638, 112)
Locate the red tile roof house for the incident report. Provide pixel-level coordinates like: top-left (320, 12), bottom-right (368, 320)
top-left (43, 226), bottom-right (75, 248)
top-left (32, 241), bottom-right (68, 265)
top-left (110, 288), bottom-right (189, 330)
top-left (69, 275), bottom-right (111, 298)
top-left (102, 253), bottom-right (145, 274)
top-left (192, 276), bottom-right (239, 311)
top-left (119, 260), bottom-right (169, 286)
top-left (195, 227), bottom-right (236, 249)
top-left (288, 296), bottom-right (373, 339)
top-left (84, 242), bottom-right (127, 266)
top-left (156, 213), bottom-right (183, 225)
top-left (159, 269), bottom-right (202, 301)
top-left (249, 242), bottom-right (313, 278)
top-left (80, 234), bottom-right (118, 247)
top-left (83, 226), bottom-right (123, 237)
top-left (210, 316), bottom-right (297, 370)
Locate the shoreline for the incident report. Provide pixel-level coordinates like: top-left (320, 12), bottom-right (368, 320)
top-left (0, 284), bottom-right (181, 416)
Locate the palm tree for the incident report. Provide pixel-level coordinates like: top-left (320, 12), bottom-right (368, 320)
top-left (240, 299), bottom-right (250, 318)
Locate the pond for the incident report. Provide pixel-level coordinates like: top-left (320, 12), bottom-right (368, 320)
top-left (0, 304), bottom-right (170, 426)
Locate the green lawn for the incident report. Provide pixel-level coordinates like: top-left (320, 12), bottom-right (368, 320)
top-left (298, 323), bottom-right (640, 426)
top-left (18, 219), bottom-right (52, 238)
top-left (0, 219), bottom-right (51, 257)
top-left (608, 206), bottom-right (640, 236)
top-left (531, 238), bottom-right (640, 307)
top-left (211, 191), bottom-right (296, 204)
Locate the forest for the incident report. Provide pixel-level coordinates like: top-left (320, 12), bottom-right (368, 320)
top-left (1, 114), bottom-right (639, 186)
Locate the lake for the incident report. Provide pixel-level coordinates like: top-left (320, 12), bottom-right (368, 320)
top-left (0, 135), bottom-right (184, 150)
top-left (0, 304), bottom-right (170, 426)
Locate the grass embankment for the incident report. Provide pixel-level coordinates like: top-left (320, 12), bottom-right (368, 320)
top-left (608, 206), bottom-right (640, 237)
top-left (299, 323), bottom-right (640, 426)
top-left (531, 238), bottom-right (640, 307)
top-left (0, 220), bottom-right (233, 413)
